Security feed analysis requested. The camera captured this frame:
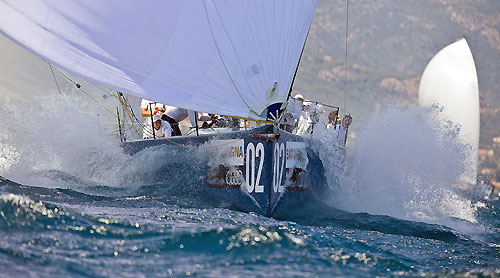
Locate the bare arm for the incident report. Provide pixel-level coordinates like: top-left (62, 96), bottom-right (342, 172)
top-left (141, 107), bottom-right (150, 117)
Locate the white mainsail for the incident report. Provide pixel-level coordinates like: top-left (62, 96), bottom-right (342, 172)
top-left (418, 38), bottom-right (480, 185)
top-left (0, 0), bottom-right (317, 122)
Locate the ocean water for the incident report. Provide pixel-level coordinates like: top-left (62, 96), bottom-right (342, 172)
top-left (1, 96), bottom-right (499, 277)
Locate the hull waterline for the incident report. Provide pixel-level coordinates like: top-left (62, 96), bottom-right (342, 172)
top-left (122, 125), bottom-right (329, 217)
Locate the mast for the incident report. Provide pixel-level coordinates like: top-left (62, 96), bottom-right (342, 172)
top-left (287, 29), bottom-right (311, 101)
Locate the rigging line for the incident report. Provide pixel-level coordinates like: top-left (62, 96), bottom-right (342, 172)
top-left (49, 65), bottom-right (117, 117)
top-left (48, 63), bottom-right (62, 95)
top-left (310, 35), bottom-right (332, 106)
top-left (287, 28), bottom-right (311, 101)
top-left (35, 53), bottom-right (196, 117)
top-left (113, 90), bottom-right (276, 150)
top-left (110, 88), bottom-right (276, 149)
top-left (218, 114), bottom-right (276, 124)
top-left (118, 93), bottom-right (156, 137)
top-left (154, 124), bottom-right (273, 150)
top-left (39, 57), bottom-right (116, 117)
top-left (123, 101), bottom-right (142, 139)
top-left (122, 99), bottom-right (145, 139)
top-left (203, 0), bottom-right (252, 111)
top-left (136, 119), bottom-right (273, 150)
top-left (114, 91), bottom-right (141, 139)
top-left (116, 92), bottom-right (274, 149)
top-left (125, 118), bottom-right (141, 139)
top-left (123, 109), bottom-right (142, 139)
top-left (344, 0), bottom-right (349, 113)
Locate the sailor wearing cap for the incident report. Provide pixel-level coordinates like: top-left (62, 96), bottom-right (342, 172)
top-left (148, 114), bottom-right (172, 139)
top-left (141, 99), bottom-right (166, 138)
top-left (141, 99), bottom-right (189, 137)
top-left (280, 93), bottom-right (305, 132)
top-left (296, 99), bottom-right (313, 135)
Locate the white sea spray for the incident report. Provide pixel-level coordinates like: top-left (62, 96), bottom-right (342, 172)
top-left (0, 93), bottom-right (130, 188)
top-left (315, 106), bottom-right (485, 234)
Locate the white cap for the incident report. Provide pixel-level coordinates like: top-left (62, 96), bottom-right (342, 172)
top-left (152, 114), bottom-right (162, 122)
top-left (294, 94), bottom-right (304, 101)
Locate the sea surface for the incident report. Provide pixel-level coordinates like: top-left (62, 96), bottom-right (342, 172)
top-left (1, 96), bottom-right (499, 277)
top-left (1, 177), bottom-right (499, 278)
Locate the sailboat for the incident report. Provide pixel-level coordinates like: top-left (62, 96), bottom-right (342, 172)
top-left (0, 0), bottom-right (347, 216)
top-left (418, 38), bottom-right (480, 187)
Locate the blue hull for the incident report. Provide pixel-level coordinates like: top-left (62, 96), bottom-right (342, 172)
top-left (122, 125), bottom-right (328, 217)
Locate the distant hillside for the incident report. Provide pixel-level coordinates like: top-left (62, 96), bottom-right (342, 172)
top-left (293, 0), bottom-right (500, 178)
top-left (294, 0), bottom-right (500, 127)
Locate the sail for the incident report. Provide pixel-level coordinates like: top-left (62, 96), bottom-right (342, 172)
top-left (418, 38), bottom-right (480, 184)
top-left (0, 32), bottom-right (65, 101)
top-left (0, 0), bottom-right (317, 122)
top-left (0, 32), bottom-right (144, 140)
top-left (0, 32), bottom-right (108, 103)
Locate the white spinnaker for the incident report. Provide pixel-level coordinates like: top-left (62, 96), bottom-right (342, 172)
top-left (0, 32), bottom-right (142, 139)
top-left (0, 33), bottom-right (107, 102)
top-left (0, 0), bottom-right (317, 121)
top-left (418, 38), bottom-right (480, 185)
top-left (0, 32), bottom-right (65, 101)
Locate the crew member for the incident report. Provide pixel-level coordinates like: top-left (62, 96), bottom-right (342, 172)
top-left (161, 105), bottom-right (189, 136)
top-left (337, 114), bottom-right (352, 144)
top-left (327, 109), bottom-right (340, 130)
top-left (152, 114), bottom-right (172, 138)
top-left (280, 94), bottom-right (303, 132)
top-left (296, 100), bottom-right (312, 135)
top-left (141, 99), bottom-right (166, 139)
top-left (188, 111), bottom-right (212, 129)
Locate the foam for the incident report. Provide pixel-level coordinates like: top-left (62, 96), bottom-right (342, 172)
top-left (0, 93), bottom-right (129, 188)
top-left (315, 106), bottom-right (483, 232)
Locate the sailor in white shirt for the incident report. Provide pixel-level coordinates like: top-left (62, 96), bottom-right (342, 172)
top-left (141, 99), bottom-right (189, 137)
top-left (322, 109), bottom-right (352, 146)
top-left (141, 99), bottom-right (166, 139)
top-left (280, 94), bottom-right (304, 132)
top-left (296, 101), bottom-right (313, 135)
top-left (161, 105), bottom-right (189, 136)
top-left (150, 114), bottom-right (172, 138)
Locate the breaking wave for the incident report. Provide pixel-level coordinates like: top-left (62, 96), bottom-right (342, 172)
top-left (0, 93), bottom-right (132, 189)
top-left (0, 98), bottom-right (499, 277)
top-left (317, 106), bottom-right (488, 236)
top-left (0, 93), bottom-right (494, 239)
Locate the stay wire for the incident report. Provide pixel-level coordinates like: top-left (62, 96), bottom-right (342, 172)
top-left (310, 36), bottom-right (332, 107)
top-left (42, 54), bottom-right (275, 150)
top-left (48, 63), bottom-right (62, 95)
top-left (343, 0), bottom-right (349, 114)
top-left (48, 64), bottom-right (117, 117)
top-left (112, 90), bottom-right (272, 150)
top-left (114, 91), bottom-right (142, 139)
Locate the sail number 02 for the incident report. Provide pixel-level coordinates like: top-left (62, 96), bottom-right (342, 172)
top-left (244, 142), bottom-right (286, 193)
top-left (245, 142), bottom-right (264, 193)
top-left (273, 143), bottom-right (285, 193)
